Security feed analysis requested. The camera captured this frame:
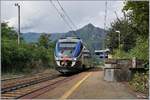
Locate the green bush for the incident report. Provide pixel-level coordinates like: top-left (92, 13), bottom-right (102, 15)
top-left (112, 37), bottom-right (148, 61)
top-left (2, 40), bottom-right (55, 73)
top-left (129, 37), bottom-right (148, 61)
top-left (1, 22), bottom-right (56, 74)
top-left (112, 48), bottom-right (130, 59)
top-left (129, 71), bottom-right (149, 94)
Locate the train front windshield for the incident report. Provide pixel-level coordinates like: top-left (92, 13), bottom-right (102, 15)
top-left (57, 42), bottom-right (77, 57)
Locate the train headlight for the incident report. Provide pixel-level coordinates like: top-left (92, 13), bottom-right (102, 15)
top-left (56, 61), bottom-right (60, 66)
top-left (61, 61), bottom-right (65, 66)
top-left (72, 58), bottom-right (77, 61)
top-left (71, 61), bottom-right (76, 67)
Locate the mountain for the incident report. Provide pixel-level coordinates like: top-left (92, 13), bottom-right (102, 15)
top-left (21, 23), bottom-right (106, 52)
top-left (22, 32), bottom-right (41, 43)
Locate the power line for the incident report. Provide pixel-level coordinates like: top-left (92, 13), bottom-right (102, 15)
top-left (56, 0), bottom-right (78, 37)
top-left (57, 0), bottom-right (77, 30)
top-left (49, 0), bottom-right (74, 31)
top-left (104, 0), bottom-right (107, 30)
top-left (49, 0), bottom-right (79, 37)
top-left (102, 0), bottom-right (107, 59)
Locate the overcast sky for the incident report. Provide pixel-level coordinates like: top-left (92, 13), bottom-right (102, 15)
top-left (1, 1), bottom-right (124, 33)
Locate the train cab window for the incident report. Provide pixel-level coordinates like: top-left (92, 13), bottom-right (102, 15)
top-left (57, 42), bottom-right (77, 57)
top-left (56, 41), bottom-right (83, 57)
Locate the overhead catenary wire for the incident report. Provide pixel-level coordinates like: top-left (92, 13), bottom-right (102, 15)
top-left (49, 0), bottom-right (74, 32)
top-left (103, 0), bottom-right (107, 47)
top-left (102, 0), bottom-right (107, 59)
top-left (104, 0), bottom-right (107, 30)
top-left (57, 0), bottom-right (78, 30)
top-left (49, 0), bottom-right (79, 37)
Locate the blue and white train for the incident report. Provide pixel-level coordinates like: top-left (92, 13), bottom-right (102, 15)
top-left (54, 37), bottom-right (92, 74)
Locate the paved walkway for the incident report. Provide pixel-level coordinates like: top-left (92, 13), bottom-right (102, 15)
top-left (68, 71), bottom-right (136, 99)
top-left (36, 70), bottom-right (137, 99)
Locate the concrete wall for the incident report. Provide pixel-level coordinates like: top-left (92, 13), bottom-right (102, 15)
top-left (104, 59), bottom-right (145, 82)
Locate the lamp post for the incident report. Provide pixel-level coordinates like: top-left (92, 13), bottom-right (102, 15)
top-left (15, 3), bottom-right (20, 45)
top-left (115, 30), bottom-right (120, 58)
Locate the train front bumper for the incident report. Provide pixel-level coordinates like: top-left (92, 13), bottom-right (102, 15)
top-left (55, 60), bottom-right (82, 72)
top-left (55, 66), bottom-right (80, 73)
top-left (55, 57), bottom-right (77, 67)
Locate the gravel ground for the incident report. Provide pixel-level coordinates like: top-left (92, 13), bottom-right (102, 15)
top-left (1, 68), bottom-right (58, 80)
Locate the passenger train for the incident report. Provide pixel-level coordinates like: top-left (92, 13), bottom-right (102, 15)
top-left (54, 37), bottom-right (92, 74)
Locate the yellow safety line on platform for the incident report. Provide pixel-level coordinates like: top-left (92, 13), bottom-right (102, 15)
top-left (60, 72), bottom-right (92, 99)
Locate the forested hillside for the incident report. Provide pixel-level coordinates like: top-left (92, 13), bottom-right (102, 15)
top-left (22, 23), bottom-right (106, 53)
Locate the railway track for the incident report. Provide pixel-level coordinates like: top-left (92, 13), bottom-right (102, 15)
top-left (2, 72), bottom-right (58, 91)
top-left (2, 71), bottom-right (54, 83)
top-left (1, 72), bottom-right (79, 99)
top-left (2, 73), bottom-right (40, 82)
top-left (1, 72), bottom-right (60, 99)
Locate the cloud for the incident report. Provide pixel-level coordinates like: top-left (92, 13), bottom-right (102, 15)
top-left (1, 1), bottom-right (124, 33)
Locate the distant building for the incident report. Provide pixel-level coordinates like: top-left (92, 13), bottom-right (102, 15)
top-left (94, 49), bottom-right (110, 58)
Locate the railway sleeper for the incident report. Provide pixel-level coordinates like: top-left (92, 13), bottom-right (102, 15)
top-left (2, 75), bottom-right (58, 94)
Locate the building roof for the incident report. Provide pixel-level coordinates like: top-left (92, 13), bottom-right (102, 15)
top-left (94, 49), bottom-right (110, 53)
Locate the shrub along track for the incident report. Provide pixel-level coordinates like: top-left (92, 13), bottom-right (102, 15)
top-left (1, 72), bottom-right (80, 99)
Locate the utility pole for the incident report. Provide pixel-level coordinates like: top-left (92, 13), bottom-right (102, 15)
top-left (116, 30), bottom-right (120, 57)
top-left (15, 3), bottom-right (20, 45)
top-left (103, 0), bottom-right (107, 60)
top-left (114, 11), bottom-right (122, 58)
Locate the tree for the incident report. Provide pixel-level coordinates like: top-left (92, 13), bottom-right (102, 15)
top-left (1, 22), bottom-right (56, 74)
top-left (1, 22), bottom-right (18, 40)
top-left (106, 18), bottom-right (136, 52)
top-left (106, 1), bottom-right (149, 53)
top-left (123, 1), bottom-right (149, 38)
top-left (129, 37), bottom-right (148, 61)
top-left (38, 33), bottom-right (51, 49)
